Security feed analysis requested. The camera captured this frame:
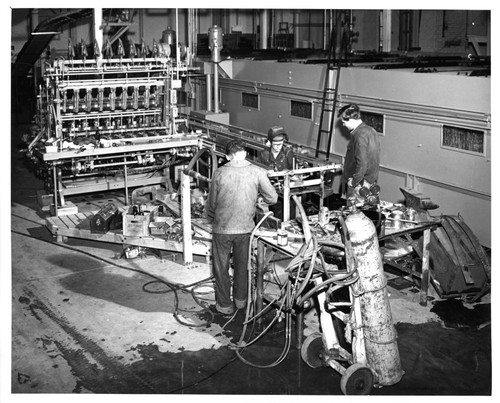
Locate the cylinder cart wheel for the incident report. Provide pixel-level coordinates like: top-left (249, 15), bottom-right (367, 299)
top-left (340, 363), bottom-right (374, 395)
top-left (301, 332), bottom-right (324, 368)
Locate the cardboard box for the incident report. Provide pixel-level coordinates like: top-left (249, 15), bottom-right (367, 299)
top-left (123, 205), bottom-right (158, 237)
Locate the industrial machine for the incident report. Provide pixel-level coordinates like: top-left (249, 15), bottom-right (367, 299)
top-left (13, 9), bottom-right (490, 396)
top-left (27, 39), bottom-right (201, 214)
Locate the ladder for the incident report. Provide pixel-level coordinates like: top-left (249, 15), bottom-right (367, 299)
top-left (277, 22), bottom-right (290, 49)
top-left (315, 16), bottom-right (348, 160)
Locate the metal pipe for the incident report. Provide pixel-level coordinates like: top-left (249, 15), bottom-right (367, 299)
top-left (206, 73), bottom-right (212, 111)
top-left (293, 11), bottom-right (300, 48)
top-left (381, 10), bottom-right (392, 52)
top-left (175, 8), bottom-right (180, 80)
top-left (260, 10), bottom-right (268, 49)
top-left (214, 65), bottom-right (219, 113)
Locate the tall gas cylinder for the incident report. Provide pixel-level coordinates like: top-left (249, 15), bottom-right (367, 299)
top-left (344, 210), bottom-right (404, 386)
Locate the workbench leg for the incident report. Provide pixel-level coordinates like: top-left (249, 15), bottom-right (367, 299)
top-left (283, 175), bottom-right (290, 221)
top-left (124, 163), bottom-right (129, 205)
top-left (256, 242), bottom-right (265, 327)
top-left (419, 228), bottom-right (431, 306)
top-left (181, 172), bottom-right (193, 265)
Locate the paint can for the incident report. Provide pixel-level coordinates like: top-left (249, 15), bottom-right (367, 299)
top-left (277, 229), bottom-right (288, 246)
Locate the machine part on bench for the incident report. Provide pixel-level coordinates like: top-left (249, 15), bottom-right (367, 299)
top-left (340, 363), bottom-right (374, 395)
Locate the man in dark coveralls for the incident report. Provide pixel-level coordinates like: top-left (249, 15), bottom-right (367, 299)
top-left (338, 103), bottom-right (381, 206)
top-left (258, 126), bottom-right (294, 219)
top-left (207, 140), bottom-right (278, 316)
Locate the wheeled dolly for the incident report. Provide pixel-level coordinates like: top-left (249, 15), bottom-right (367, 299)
top-left (299, 211), bottom-right (404, 395)
top-left (300, 275), bottom-right (375, 395)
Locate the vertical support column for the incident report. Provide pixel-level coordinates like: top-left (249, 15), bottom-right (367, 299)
top-left (294, 10), bottom-right (300, 49)
top-left (52, 165), bottom-right (59, 215)
top-left (181, 171), bottom-right (193, 265)
top-left (54, 77), bottom-right (62, 140)
top-left (419, 228), bottom-right (431, 306)
top-left (260, 10), bottom-right (268, 49)
top-left (175, 8), bottom-right (180, 80)
top-left (319, 171), bottom-right (325, 209)
top-left (213, 64), bottom-right (219, 113)
top-left (93, 8), bottom-right (103, 67)
top-left (381, 10), bottom-right (392, 52)
top-left (123, 163), bottom-right (129, 205)
top-left (206, 73), bottom-right (212, 112)
top-left (283, 174), bottom-right (291, 221)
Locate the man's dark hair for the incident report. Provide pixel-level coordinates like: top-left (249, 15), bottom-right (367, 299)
top-left (337, 103), bottom-right (361, 120)
top-left (225, 139), bottom-right (246, 156)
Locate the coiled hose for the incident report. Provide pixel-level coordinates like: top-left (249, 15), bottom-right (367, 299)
top-left (235, 196), bottom-right (361, 368)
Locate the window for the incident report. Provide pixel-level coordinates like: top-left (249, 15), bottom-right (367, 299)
top-left (290, 100), bottom-right (312, 120)
top-left (442, 125), bottom-right (485, 155)
top-left (242, 92), bottom-right (259, 109)
top-left (361, 111), bottom-right (385, 135)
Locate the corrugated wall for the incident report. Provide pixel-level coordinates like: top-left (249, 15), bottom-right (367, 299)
top-left (215, 60), bottom-right (491, 246)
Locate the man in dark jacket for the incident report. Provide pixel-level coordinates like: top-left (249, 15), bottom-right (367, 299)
top-left (258, 126), bottom-right (294, 219)
top-left (207, 140), bottom-right (278, 315)
top-left (258, 126), bottom-right (294, 172)
top-left (338, 104), bottom-right (381, 206)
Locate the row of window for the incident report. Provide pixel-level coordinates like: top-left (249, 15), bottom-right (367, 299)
top-left (240, 91), bottom-right (485, 156)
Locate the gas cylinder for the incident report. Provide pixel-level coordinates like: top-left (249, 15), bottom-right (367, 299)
top-left (344, 210), bottom-right (404, 387)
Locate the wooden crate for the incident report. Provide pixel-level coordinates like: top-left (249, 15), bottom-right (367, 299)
top-left (123, 205), bottom-right (158, 237)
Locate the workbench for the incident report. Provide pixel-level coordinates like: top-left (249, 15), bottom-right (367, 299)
top-left (379, 220), bottom-right (440, 306)
top-left (45, 208), bottom-right (213, 263)
top-left (253, 210), bottom-right (441, 350)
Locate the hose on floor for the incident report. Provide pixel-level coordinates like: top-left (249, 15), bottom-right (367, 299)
top-left (234, 196), bottom-right (316, 368)
top-left (10, 227), bottom-right (217, 327)
top-left (233, 211), bottom-right (294, 368)
top-left (10, 218), bottom-right (242, 393)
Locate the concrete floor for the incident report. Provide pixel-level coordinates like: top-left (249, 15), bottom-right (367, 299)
top-left (2, 125), bottom-right (493, 399)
